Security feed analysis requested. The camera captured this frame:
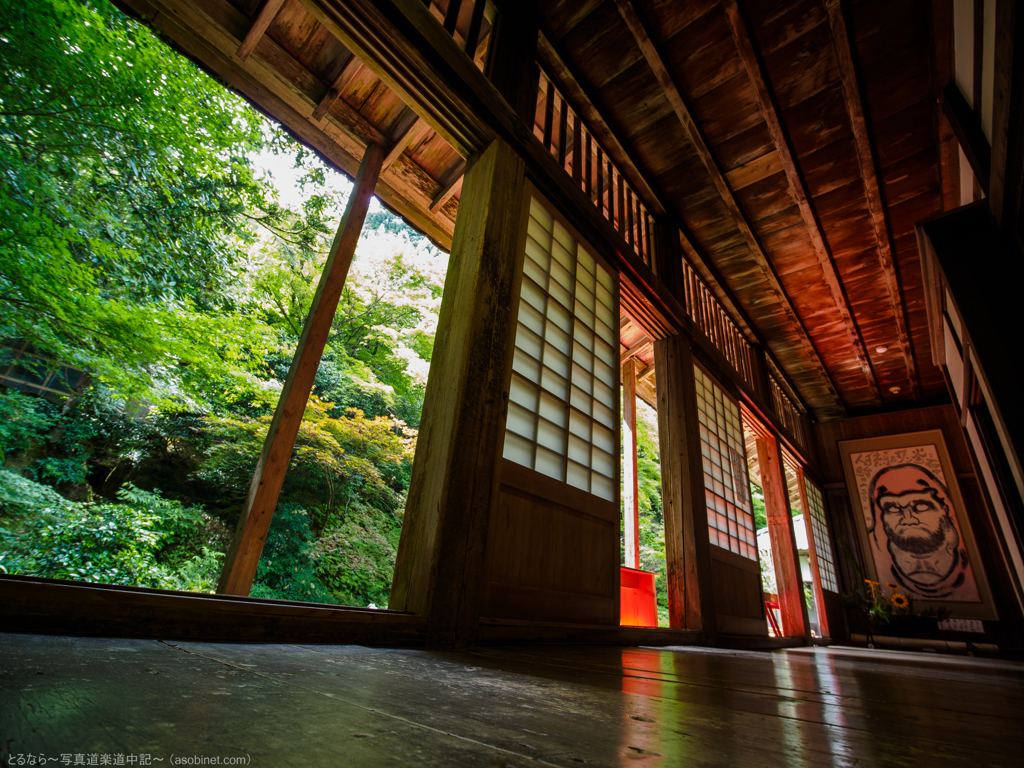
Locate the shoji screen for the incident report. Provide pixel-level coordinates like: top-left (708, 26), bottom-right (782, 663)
top-left (503, 196), bottom-right (618, 500)
top-left (693, 364), bottom-right (757, 560)
top-left (804, 479), bottom-right (838, 593)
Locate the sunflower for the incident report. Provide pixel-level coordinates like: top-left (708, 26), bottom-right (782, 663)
top-left (890, 592), bottom-right (910, 610)
top-left (885, 583), bottom-right (900, 591)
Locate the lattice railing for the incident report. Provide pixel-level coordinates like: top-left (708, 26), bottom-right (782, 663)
top-left (681, 259), bottom-right (755, 389)
top-left (768, 368), bottom-right (807, 445)
top-left (424, 0), bottom-right (498, 72)
top-left (533, 67), bottom-right (655, 266)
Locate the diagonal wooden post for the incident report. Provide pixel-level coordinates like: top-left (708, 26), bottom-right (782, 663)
top-left (217, 143), bottom-right (385, 596)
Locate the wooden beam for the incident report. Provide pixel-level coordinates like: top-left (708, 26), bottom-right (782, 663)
top-left (236, 0), bottom-right (286, 60)
top-left (655, 334), bottom-right (716, 639)
top-left (723, 0), bottom-right (881, 405)
top-left (430, 159), bottom-right (467, 212)
top-left (623, 359), bottom-right (641, 570)
top-left (390, 139), bottom-right (527, 647)
top-left (825, 0), bottom-right (920, 398)
top-left (217, 143), bottom-right (385, 596)
top-left (613, 0), bottom-right (845, 417)
top-left (311, 54), bottom-right (363, 123)
top-left (941, 82), bottom-right (992, 192)
top-left (637, 362), bottom-right (656, 384)
top-left (755, 434), bottom-right (808, 640)
top-left (928, 0), bottom-right (960, 212)
top-left (382, 113), bottom-right (425, 170)
top-left (122, 0), bottom-right (455, 249)
top-left (989, 0), bottom-right (1024, 236)
top-left (299, 0), bottom-right (493, 157)
top-left (443, 0), bottom-right (462, 35)
top-left (484, 0), bottom-right (539, 123)
top-left (621, 336), bottom-right (651, 362)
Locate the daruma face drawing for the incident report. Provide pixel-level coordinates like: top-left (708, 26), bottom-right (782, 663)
top-left (868, 464), bottom-right (971, 599)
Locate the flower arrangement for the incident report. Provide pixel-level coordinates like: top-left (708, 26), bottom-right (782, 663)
top-left (839, 542), bottom-right (950, 640)
top-left (860, 580), bottom-right (912, 626)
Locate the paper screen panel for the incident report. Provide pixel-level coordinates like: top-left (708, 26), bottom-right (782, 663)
top-left (805, 479), bottom-right (838, 593)
top-left (694, 365), bottom-right (757, 560)
top-left (502, 197), bottom-right (618, 501)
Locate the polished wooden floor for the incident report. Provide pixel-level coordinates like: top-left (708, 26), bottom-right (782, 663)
top-left (2, 633), bottom-right (1022, 766)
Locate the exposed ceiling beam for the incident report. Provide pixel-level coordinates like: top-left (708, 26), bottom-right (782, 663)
top-left (613, 0), bottom-right (845, 416)
top-left (312, 53), bottom-right (363, 122)
top-left (299, 0), bottom-right (491, 158)
top-left (124, 0), bottom-right (457, 249)
top-left (825, 0), bottom-right (920, 397)
top-left (383, 113), bottom-right (426, 170)
top-left (927, 0), bottom-right (960, 213)
top-left (722, 0), bottom-right (881, 406)
top-left (236, 0), bottom-right (287, 60)
top-left (621, 336), bottom-right (652, 362)
top-left (430, 159), bottom-right (467, 213)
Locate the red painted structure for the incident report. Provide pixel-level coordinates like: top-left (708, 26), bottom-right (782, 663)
top-left (619, 567), bottom-right (658, 627)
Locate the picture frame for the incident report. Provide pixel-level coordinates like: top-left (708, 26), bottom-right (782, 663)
top-left (839, 429), bottom-right (997, 620)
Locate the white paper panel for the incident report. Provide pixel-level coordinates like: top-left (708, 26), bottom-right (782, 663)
top-left (503, 432), bottom-right (533, 467)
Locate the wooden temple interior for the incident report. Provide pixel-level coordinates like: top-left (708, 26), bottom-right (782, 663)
top-left (4, 0), bottom-right (1024, 760)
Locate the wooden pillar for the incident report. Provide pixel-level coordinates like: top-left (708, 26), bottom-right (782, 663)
top-left (654, 334), bottom-right (716, 640)
top-left (755, 435), bottom-right (809, 639)
top-left (217, 143), bottom-right (384, 596)
top-left (797, 468), bottom-right (830, 638)
top-left (389, 138), bottom-right (526, 648)
top-left (622, 358), bottom-right (640, 569)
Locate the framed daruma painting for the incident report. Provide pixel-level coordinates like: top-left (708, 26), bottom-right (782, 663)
top-left (839, 430), bottom-right (997, 620)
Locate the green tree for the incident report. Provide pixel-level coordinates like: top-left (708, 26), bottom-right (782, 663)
top-left (0, 0), bottom-right (310, 408)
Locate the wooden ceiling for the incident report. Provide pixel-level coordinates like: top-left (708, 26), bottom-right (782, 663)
top-left (123, 0), bottom-right (499, 248)
top-left (124, 0), bottom-right (957, 424)
top-left (540, 0), bottom-right (955, 421)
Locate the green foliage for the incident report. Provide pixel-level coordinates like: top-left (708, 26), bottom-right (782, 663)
top-left (0, 470), bottom-right (163, 585)
top-left (750, 482), bottom-right (768, 531)
top-left (251, 504), bottom-right (335, 604)
top-left (0, 0), bottom-right (306, 408)
top-left (0, 467), bottom-right (73, 520)
top-left (0, 469), bottom-right (226, 590)
top-left (202, 396), bottom-right (414, 526)
top-left (0, 0), bottom-right (442, 607)
top-left (315, 499), bottom-right (402, 608)
top-left (0, 389), bottom-right (57, 462)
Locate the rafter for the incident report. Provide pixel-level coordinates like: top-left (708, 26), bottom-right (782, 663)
top-left (236, 0), bottom-right (287, 61)
top-left (621, 336), bottom-right (652, 362)
top-left (312, 54), bottom-right (363, 123)
top-left (430, 159), bottom-right (467, 213)
top-left (722, 0), bottom-right (880, 405)
top-left (383, 113), bottom-right (426, 170)
top-left (613, 0), bottom-right (845, 416)
top-left (825, 0), bottom-right (920, 397)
